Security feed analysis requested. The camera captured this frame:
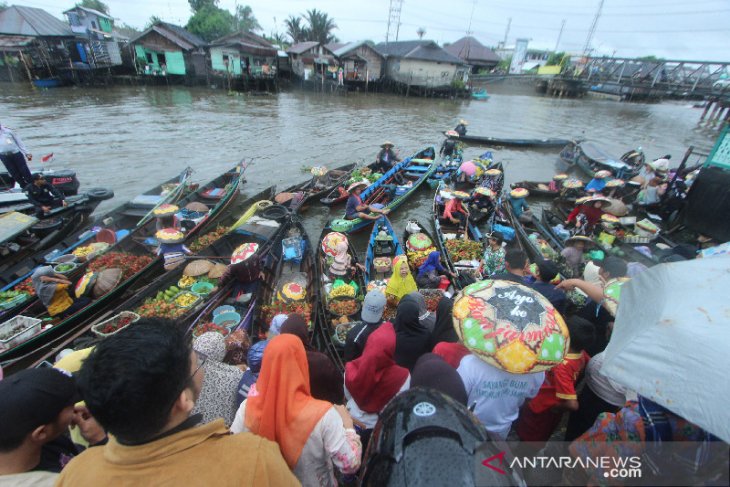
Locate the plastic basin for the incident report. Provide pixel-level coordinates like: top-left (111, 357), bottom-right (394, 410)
top-left (212, 311), bottom-right (241, 330)
top-left (213, 305), bottom-right (236, 316)
top-left (191, 282), bottom-right (214, 296)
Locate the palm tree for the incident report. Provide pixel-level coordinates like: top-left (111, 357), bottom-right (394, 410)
top-left (303, 9), bottom-right (338, 44)
top-left (285, 15), bottom-right (305, 44)
top-left (233, 5), bottom-right (261, 32)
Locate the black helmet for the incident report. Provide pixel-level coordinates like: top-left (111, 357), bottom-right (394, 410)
top-left (360, 388), bottom-right (524, 487)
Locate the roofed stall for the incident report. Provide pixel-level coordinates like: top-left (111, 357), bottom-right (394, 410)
top-left (129, 22), bottom-right (206, 77)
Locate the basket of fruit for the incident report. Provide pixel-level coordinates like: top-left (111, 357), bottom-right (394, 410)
top-left (373, 257), bottom-right (392, 274)
top-left (192, 322), bottom-right (230, 338)
top-left (91, 311), bottom-right (140, 338)
top-left (172, 291), bottom-right (201, 309)
top-left (328, 283), bottom-right (356, 300)
top-left (51, 254), bottom-right (77, 265)
top-left (333, 321), bottom-right (359, 347)
top-left (0, 291), bottom-right (30, 310)
top-left (328, 297), bottom-right (360, 317)
top-left (178, 275), bottom-right (197, 289)
top-left (53, 262), bottom-right (78, 275)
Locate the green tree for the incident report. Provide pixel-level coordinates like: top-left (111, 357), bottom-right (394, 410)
top-left (637, 55), bottom-right (664, 62)
top-left (547, 51), bottom-right (565, 65)
top-left (267, 32), bottom-right (289, 48)
top-left (497, 55), bottom-right (512, 71)
top-left (233, 5), bottom-right (261, 32)
top-left (76, 0), bottom-right (109, 14)
top-left (303, 9), bottom-right (338, 44)
top-left (186, 5), bottom-right (233, 41)
top-left (285, 15), bottom-right (305, 44)
top-left (0, 2), bottom-right (8, 12)
top-left (188, 0), bottom-right (217, 13)
top-left (116, 22), bottom-right (140, 38)
top-left (145, 16), bottom-right (162, 29)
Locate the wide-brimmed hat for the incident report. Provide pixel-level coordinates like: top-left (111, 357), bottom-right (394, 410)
top-left (474, 187), bottom-right (495, 198)
top-left (452, 280), bottom-right (569, 374)
top-left (651, 158), bottom-right (670, 174)
top-left (380, 141), bottom-right (394, 148)
top-left (155, 227), bottom-right (185, 243)
top-left (451, 190), bottom-right (470, 200)
top-left (347, 181), bottom-right (368, 192)
top-left (459, 119), bottom-right (468, 125)
top-left (553, 173), bottom-right (568, 181)
top-left (586, 196), bottom-right (611, 207)
top-left (485, 168), bottom-right (502, 176)
top-left (601, 213), bottom-right (620, 224)
top-left (562, 179), bottom-right (584, 189)
top-left (445, 130), bottom-right (459, 137)
top-left (510, 188), bottom-right (529, 198)
top-left (594, 170), bottom-right (612, 179)
top-left (565, 235), bottom-right (596, 246)
top-left (605, 178), bottom-right (625, 188)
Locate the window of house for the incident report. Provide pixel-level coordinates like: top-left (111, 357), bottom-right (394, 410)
top-left (223, 54), bottom-right (230, 65)
top-left (158, 53), bottom-right (167, 66)
top-left (68, 13), bottom-right (80, 26)
top-left (146, 52), bottom-right (153, 64)
top-left (91, 20), bottom-right (97, 30)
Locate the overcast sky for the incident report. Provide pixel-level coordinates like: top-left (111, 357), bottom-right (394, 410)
top-left (19, 0), bottom-right (730, 61)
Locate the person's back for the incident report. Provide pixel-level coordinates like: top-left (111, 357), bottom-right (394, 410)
top-left (532, 260), bottom-right (567, 314)
top-left (457, 354), bottom-right (544, 439)
top-left (57, 319), bottom-right (297, 487)
top-left (56, 423), bottom-right (295, 486)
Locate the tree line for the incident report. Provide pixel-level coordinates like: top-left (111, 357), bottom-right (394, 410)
top-left (69, 0), bottom-right (338, 46)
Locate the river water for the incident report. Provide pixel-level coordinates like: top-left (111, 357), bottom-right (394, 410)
top-left (0, 83), bottom-right (718, 246)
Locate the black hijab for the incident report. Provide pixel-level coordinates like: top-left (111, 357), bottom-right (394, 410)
top-left (429, 297), bottom-right (458, 349)
top-left (411, 353), bottom-right (468, 406)
top-left (393, 295), bottom-right (431, 371)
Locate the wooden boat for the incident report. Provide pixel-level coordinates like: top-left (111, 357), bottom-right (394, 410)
top-left (251, 216), bottom-right (318, 346)
top-left (510, 180), bottom-right (561, 198)
top-left (427, 152), bottom-right (463, 188)
top-left (363, 215), bottom-right (404, 286)
top-left (445, 132), bottom-right (573, 148)
top-left (559, 141), bottom-right (643, 179)
top-left (276, 163), bottom-right (357, 212)
top-left (0, 190), bottom-right (111, 271)
top-left (0, 168), bottom-right (191, 292)
top-left (431, 183), bottom-right (484, 287)
top-left (319, 163), bottom-right (379, 206)
top-left (402, 218), bottom-right (457, 288)
top-left (505, 201), bottom-right (564, 265)
top-left (331, 146), bottom-right (437, 234)
top-left (471, 88), bottom-right (490, 100)
top-left (0, 164), bottom-right (246, 372)
top-left (315, 227), bottom-right (366, 371)
top-left (0, 168), bottom-right (82, 210)
top-left (25, 187), bottom-right (280, 369)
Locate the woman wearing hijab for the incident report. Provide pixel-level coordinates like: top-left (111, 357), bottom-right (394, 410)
top-left (415, 251), bottom-right (454, 289)
top-left (32, 266), bottom-right (89, 317)
top-left (231, 335), bottom-right (362, 487)
top-left (281, 314), bottom-right (344, 405)
top-left (411, 354), bottom-right (468, 406)
top-left (393, 295), bottom-right (432, 371)
top-left (268, 313), bottom-right (288, 337)
top-left (191, 332), bottom-right (245, 427)
top-left (385, 256), bottom-right (417, 304)
top-left (405, 291), bottom-right (436, 332)
top-left (429, 296), bottom-right (458, 349)
top-left (236, 339), bottom-right (268, 407)
top-left (345, 322), bottom-right (410, 436)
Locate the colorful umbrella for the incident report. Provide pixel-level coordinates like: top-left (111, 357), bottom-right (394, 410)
top-left (321, 232), bottom-right (348, 257)
top-left (231, 242), bottom-right (260, 264)
top-left (452, 280), bottom-right (569, 374)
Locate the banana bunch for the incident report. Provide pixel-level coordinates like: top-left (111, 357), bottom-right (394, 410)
top-left (329, 284), bottom-right (355, 299)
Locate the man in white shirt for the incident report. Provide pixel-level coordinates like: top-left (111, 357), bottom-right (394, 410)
top-left (0, 122), bottom-right (33, 188)
top-left (457, 354), bottom-right (544, 439)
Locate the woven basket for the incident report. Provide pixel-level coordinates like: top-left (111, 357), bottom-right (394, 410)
top-left (185, 202), bottom-right (209, 212)
top-left (184, 260), bottom-right (214, 277)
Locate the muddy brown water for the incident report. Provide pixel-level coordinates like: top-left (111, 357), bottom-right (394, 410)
top-left (0, 83), bottom-right (718, 250)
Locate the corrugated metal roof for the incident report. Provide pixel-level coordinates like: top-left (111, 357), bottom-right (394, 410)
top-left (129, 22), bottom-right (206, 50)
top-left (444, 36), bottom-right (500, 64)
top-left (332, 41), bottom-right (383, 59)
top-left (62, 6), bottom-right (114, 21)
top-left (287, 41), bottom-right (319, 55)
top-left (375, 40), bottom-right (464, 65)
top-left (0, 6), bottom-right (74, 37)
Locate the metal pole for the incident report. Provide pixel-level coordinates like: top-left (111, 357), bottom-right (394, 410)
top-left (554, 19), bottom-right (566, 52)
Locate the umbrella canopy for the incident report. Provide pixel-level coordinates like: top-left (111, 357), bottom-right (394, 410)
top-left (452, 280), bottom-right (569, 374)
top-left (321, 232), bottom-right (348, 257)
top-left (602, 257), bottom-right (730, 442)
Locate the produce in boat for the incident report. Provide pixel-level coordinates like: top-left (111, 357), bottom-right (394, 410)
top-left (328, 298), bottom-right (360, 317)
top-left (189, 225), bottom-right (228, 252)
top-left (444, 239), bottom-right (482, 261)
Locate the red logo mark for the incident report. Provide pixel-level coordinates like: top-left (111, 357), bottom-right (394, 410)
top-left (482, 451), bottom-right (506, 475)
